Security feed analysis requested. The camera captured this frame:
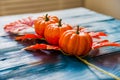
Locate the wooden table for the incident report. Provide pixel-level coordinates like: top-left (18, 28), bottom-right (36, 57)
top-left (0, 7), bottom-right (120, 80)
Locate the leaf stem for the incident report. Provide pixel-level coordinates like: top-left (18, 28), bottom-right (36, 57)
top-left (76, 56), bottom-right (120, 80)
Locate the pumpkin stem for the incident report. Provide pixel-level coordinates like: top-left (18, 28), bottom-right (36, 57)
top-left (58, 19), bottom-right (62, 27)
top-left (76, 25), bottom-right (79, 34)
top-left (45, 14), bottom-right (49, 21)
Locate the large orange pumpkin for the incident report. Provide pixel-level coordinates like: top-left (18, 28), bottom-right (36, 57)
top-left (34, 14), bottom-right (59, 37)
top-left (59, 26), bottom-right (93, 56)
top-left (44, 19), bottom-right (72, 45)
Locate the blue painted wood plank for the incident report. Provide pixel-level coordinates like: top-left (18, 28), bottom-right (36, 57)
top-left (0, 7), bottom-right (120, 80)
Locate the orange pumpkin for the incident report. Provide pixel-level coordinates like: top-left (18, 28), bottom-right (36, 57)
top-left (44, 19), bottom-right (72, 45)
top-left (59, 26), bottom-right (93, 56)
top-left (34, 14), bottom-right (59, 37)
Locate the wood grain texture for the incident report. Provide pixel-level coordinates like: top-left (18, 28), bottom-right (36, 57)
top-left (0, 0), bottom-right (83, 16)
top-left (0, 7), bottom-right (120, 80)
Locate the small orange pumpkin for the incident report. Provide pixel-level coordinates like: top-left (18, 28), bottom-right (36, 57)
top-left (59, 26), bottom-right (93, 56)
top-left (34, 14), bottom-right (59, 37)
top-left (44, 19), bottom-right (72, 45)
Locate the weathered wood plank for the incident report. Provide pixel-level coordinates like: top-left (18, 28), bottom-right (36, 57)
top-left (0, 0), bottom-right (83, 15)
top-left (0, 7), bottom-right (120, 80)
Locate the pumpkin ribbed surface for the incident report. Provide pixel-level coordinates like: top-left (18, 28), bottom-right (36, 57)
top-left (44, 23), bottom-right (72, 45)
top-left (59, 30), bottom-right (92, 56)
top-left (34, 14), bottom-right (59, 37)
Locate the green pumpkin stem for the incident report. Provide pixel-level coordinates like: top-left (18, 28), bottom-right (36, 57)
top-left (45, 14), bottom-right (49, 21)
top-left (76, 25), bottom-right (79, 34)
top-left (58, 19), bottom-right (62, 27)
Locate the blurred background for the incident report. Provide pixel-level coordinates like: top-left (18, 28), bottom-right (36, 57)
top-left (0, 0), bottom-right (120, 19)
